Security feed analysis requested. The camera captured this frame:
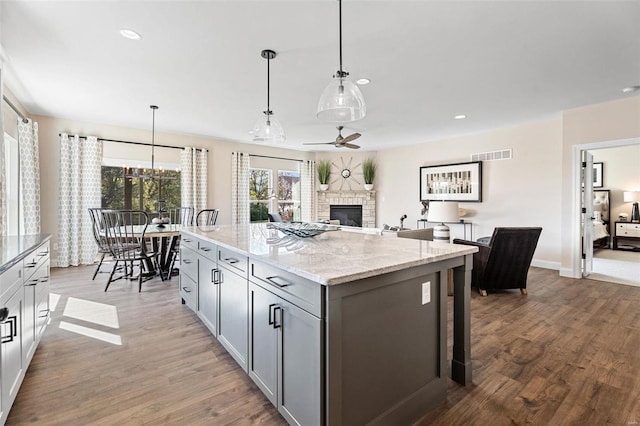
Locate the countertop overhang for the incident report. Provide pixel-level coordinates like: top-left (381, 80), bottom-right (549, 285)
top-left (181, 224), bottom-right (477, 286)
top-left (0, 234), bottom-right (52, 274)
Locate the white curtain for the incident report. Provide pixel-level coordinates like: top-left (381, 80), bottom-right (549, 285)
top-left (300, 160), bottom-right (316, 223)
top-left (0, 65), bottom-right (6, 235)
top-left (231, 152), bottom-right (250, 224)
top-left (180, 147), bottom-right (208, 213)
top-left (57, 134), bottom-right (102, 267)
top-left (18, 119), bottom-right (40, 234)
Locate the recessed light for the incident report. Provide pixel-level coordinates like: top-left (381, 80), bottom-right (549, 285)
top-left (454, 115), bottom-right (467, 120)
top-left (120, 29), bottom-right (141, 40)
top-left (622, 86), bottom-right (640, 93)
top-left (356, 78), bottom-right (371, 85)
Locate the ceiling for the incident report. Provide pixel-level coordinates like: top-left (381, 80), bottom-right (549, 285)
top-left (2, 1), bottom-right (639, 152)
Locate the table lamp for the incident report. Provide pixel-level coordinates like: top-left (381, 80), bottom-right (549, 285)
top-left (427, 201), bottom-right (460, 242)
top-left (624, 191), bottom-right (640, 223)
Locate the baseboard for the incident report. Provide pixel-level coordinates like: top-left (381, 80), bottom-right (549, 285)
top-left (530, 259), bottom-right (561, 271)
top-left (559, 267), bottom-right (580, 278)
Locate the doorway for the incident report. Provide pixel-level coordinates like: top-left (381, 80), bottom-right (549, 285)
top-left (576, 139), bottom-right (640, 286)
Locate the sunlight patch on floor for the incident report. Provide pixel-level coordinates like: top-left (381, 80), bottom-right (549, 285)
top-left (62, 297), bottom-right (120, 329)
top-left (59, 321), bottom-right (122, 345)
top-left (49, 293), bottom-right (61, 312)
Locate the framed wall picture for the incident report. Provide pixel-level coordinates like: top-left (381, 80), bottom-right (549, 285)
top-left (593, 162), bottom-right (603, 188)
top-left (420, 161), bottom-right (482, 202)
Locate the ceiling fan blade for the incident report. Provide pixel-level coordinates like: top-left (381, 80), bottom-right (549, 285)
top-left (303, 141), bottom-right (335, 145)
top-left (342, 143), bottom-right (361, 149)
top-left (341, 133), bottom-right (361, 143)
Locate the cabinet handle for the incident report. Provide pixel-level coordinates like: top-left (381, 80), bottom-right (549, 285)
top-left (37, 251), bottom-right (48, 257)
top-left (25, 262), bottom-right (37, 268)
top-left (223, 257), bottom-right (239, 264)
top-left (273, 306), bottom-right (282, 329)
top-left (266, 276), bottom-right (291, 288)
top-left (182, 259), bottom-right (192, 264)
top-left (183, 238), bottom-right (192, 243)
top-left (211, 268), bottom-right (220, 284)
top-left (268, 303), bottom-right (277, 325)
top-left (40, 276), bottom-right (49, 283)
top-left (200, 247), bottom-right (212, 252)
top-left (182, 286), bottom-right (191, 293)
top-left (25, 279), bottom-right (38, 286)
top-left (1, 316), bottom-right (16, 343)
top-left (39, 309), bottom-right (50, 318)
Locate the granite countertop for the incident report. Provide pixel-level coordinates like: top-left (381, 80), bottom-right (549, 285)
top-left (181, 224), bottom-right (477, 286)
top-left (0, 234), bottom-right (52, 274)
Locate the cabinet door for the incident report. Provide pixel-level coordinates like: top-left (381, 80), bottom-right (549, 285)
top-left (217, 266), bottom-right (248, 370)
top-left (22, 284), bottom-right (36, 361)
top-left (248, 283), bottom-right (279, 405)
top-left (2, 288), bottom-right (24, 408)
top-left (198, 256), bottom-right (218, 336)
top-left (279, 299), bottom-right (323, 426)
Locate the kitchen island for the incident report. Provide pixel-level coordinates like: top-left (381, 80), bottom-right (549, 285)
top-left (179, 224), bottom-right (477, 425)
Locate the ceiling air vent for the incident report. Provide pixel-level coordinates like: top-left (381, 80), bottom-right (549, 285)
top-left (471, 149), bottom-right (512, 162)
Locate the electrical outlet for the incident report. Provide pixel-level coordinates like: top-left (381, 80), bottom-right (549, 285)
top-left (422, 281), bottom-right (431, 304)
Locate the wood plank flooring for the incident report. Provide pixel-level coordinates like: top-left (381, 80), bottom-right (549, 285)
top-left (7, 266), bottom-right (640, 425)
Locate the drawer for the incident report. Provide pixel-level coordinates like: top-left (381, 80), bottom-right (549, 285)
top-left (35, 283), bottom-right (50, 336)
top-left (23, 241), bottom-right (50, 281)
top-left (180, 273), bottom-right (198, 312)
top-left (250, 260), bottom-right (323, 318)
top-left (0, 262), bottom-right (22, 300)
top-left (197, 240), bottom-right (217, 262)
top-left (617, 223), bottom-right (640, 237)
top-left (218, 247), bottom-right (248, 277)
top-left (24, 259), bottom-right (50, 296)
top-left (180, 234), bottom-right (198, 251)
top-left (180, 245), bottom-right (198, 282)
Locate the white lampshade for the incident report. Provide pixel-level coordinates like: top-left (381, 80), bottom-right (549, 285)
top-left (317, 76), bottom-right (366, 122)
top-left (623, 191), bottom-right (640, 203)
top-left (428, 201), bottom-right (460, 224)
top-left (251, 113), bottom-right (285, 144)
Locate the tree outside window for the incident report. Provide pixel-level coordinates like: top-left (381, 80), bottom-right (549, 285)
top-left (101, 166), bottom-right (181, 213)
top-left (249, 168), bottom-right (271, 222)
top-left (277, 170), bottom-right (300, 221)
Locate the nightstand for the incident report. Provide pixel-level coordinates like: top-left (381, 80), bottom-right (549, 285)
top-left (613, 222), bottom-right (640, 251)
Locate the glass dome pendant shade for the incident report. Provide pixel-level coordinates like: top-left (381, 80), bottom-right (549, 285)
top-left (251, 49), bottom-right (285, 144)
top-left (317, 0), bottom-right (366, 123)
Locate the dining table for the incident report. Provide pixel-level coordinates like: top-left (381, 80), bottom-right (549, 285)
top-left (133, 223), bottom-right (184, 280)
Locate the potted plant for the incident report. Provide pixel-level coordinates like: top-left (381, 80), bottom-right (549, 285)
top-left (362, 157), bottom-right (377, 190)
top-left (317, 160), bottom-right (331, 191)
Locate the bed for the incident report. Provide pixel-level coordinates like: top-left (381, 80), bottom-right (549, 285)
top-left (593, 190), bottom-right (610, 249)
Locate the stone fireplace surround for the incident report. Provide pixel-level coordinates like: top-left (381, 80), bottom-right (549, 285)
top-left (317, 190), bottom-right (376, 228)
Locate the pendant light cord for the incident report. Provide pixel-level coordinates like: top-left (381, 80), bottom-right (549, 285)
top-left (151, 105), bottom-right (158, 178)
top-left (266, 54), bottom-right (271, 116)
top-left (339, 0), bottom-right (343, 75)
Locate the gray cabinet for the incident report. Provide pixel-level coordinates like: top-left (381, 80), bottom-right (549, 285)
top-left (217, 263), bottom-right (248, 371)
top-left (249, 264), bottom-right (323, 426)
top-left (197, 255), bottom-right (218, 336)
top-left (179, 245), bottom-right (198, 312)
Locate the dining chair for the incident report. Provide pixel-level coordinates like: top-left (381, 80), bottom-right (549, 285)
top-left (169, 207), bottom-right (194, 226)
top-left (101, 209), bottom-right (160, 292)
top-left (88, 207), bottom-right (112, 280)
top-left (196, 209), bottom-right (219, 226)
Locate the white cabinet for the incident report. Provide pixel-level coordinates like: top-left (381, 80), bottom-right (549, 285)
top-left (614, 222), bottom-right (640, 250)
top-left (1, 287), bottom-right (24, 416)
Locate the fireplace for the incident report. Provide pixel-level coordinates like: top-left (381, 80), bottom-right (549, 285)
top-left (330, 205), bottom-right (363, 227)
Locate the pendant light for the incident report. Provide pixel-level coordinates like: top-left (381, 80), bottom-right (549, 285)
top-left (251, 49), bottom-right (285, 143)
top-left (317, 0), bottom-right (366, 123)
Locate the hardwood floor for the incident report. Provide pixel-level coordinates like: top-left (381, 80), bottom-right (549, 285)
top-left (8, 266), bottom-right (640, 425)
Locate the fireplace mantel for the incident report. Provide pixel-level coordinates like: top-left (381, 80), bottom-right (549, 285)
top-left (317, 190), bottom-right (376, 228)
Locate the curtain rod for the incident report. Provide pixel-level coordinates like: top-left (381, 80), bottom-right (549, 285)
top-left (2, 95), bottom-right (29, 123)
top-left (57, 133), bottom-right (207, 152)
top-left (249, 153), bottom-right (303, 163)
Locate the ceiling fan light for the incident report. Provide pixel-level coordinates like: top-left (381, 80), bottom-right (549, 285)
top-left (251, 113), bottom-right (285, 143)
top-left (317, 76), bottom-right (366, 122)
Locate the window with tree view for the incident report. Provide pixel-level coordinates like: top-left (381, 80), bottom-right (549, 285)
top-left (101, 166), bottom-right (181, 212)
top-left (249, 167), bottom-right (300, 222)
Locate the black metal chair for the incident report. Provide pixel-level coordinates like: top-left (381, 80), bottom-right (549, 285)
top-left (169, 207), bottom-right (194, 226)
top-left (196, 209), bottom-right (219, 226)
top-left (101, 210), bottom-right (160, 292)
top-left (88, 208), bottom-right (113, 280)
top-left (454, 227), bottom-right (542, 296)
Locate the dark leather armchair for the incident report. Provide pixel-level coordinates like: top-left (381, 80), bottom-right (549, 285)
top-left (453, 227), bottom-right (542, 296)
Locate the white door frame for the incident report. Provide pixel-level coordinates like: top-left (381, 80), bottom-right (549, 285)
top-left (570, 137), bottom-right (640, 278)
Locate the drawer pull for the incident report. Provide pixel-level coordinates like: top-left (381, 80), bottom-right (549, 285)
top-left (182, 286), bottom-right (191, 293)
top-left (1, 315), bottom-right (17, 343)
top-left (200, 246), bottom-right (212, 252)
top-left (183, 238), bottom-right (192, 243)
top-left (39, 309), bottom-right (50, 318)
top-left (211, 268), bottom-right (221, 284)
top-left (268, 303), bottom-right (277, 325)
top-left (37, 251), bottom-right (49, 257)
top-left (25, 262), bottom-right (37, 268)
top-left (182, 259), bottom-right (193, 264)
top-left (266, 276), bottom-right (291, 288)
top-left (223, 257), bottom-right (239, 264)
top-left (25, 279), bottom-right (38, 287)
top-left (40, 276), bottom-right (49, 283)
top-left (273, 306), bottom-right (282, 329)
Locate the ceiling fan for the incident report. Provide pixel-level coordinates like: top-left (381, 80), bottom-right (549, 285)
top-left (303, 126), bottom-right (361, 149)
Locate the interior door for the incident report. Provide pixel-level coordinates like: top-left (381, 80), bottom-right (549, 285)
top-left (582, 151), bottom-right (594, 277)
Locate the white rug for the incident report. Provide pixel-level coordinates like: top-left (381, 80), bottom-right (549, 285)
top-left (590, 249), bottom-right (640, 286)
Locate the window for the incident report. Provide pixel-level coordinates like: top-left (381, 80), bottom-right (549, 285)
top-left (277, 170), bottom-right (300, 221)
top-left (101, 166), bottom-right (181, 211)
top-left (249, 168), bottom-right (271, 222)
